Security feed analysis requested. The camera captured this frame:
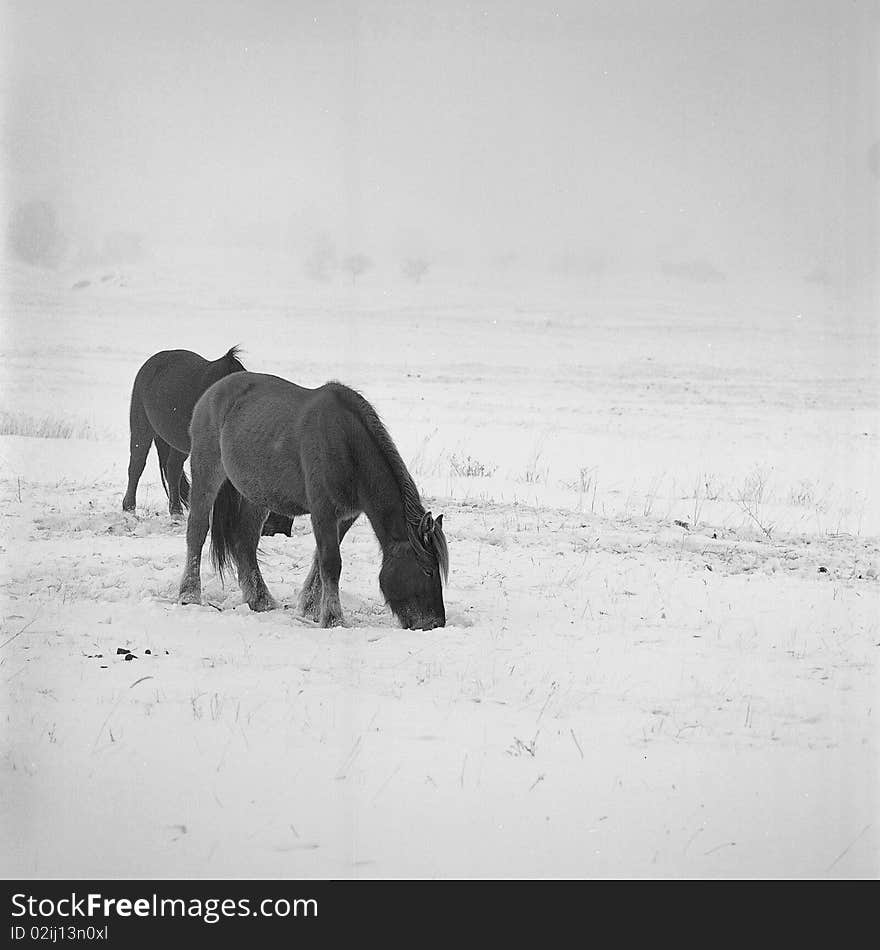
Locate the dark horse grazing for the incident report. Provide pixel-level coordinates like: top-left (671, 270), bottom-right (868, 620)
top-left (122, 348), bottom-right (292, 536)
top-left (178, 372), bottom-right (449, 629)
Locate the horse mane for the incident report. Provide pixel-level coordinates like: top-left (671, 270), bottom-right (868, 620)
top-left (326, 381), bottom-right (449, 582)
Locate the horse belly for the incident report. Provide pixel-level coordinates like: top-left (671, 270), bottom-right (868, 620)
top-left (220, 428), bottom-right (308, 517)
top-left (144, 403), bottom-right (192, 452)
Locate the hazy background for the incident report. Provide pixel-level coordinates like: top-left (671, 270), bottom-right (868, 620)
top-left (2, 0), bottom-right (878, 298)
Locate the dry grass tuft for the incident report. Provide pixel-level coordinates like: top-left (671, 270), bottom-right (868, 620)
top-left (0, 412), bottom-right (104, 441)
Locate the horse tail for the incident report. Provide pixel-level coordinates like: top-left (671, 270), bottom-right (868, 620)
top-left (210, 479), bottom-right (241, 580)
top-left (224, 345), bottom-right (246, 373)
top-left (151, 437), bottom-right (190, 509)
top-left (178, 469), bottom-right (191, 508)
top-left (154, 438), bottom-right (171, 499)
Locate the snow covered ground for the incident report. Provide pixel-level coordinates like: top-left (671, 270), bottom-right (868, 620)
top-left (1, 253), bottom-right (878, 878)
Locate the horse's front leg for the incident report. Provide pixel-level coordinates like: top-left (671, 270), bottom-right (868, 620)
top-left (297, 551), bottom-right (322, 622)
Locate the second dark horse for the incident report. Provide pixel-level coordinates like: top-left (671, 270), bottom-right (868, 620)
top-left (178, 372), bottom-right (449, 629)
top-left (122, 347), bottom-right (293, 536)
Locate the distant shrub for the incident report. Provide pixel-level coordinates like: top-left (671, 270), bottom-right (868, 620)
top-left (0, 412), bottom-right (101, 440)
top-left (554, 250), bottom-right (607, 279)
top-left (660, 258), bottom-right (726, 284)
top-left (788, 480), bottom-right (815, 507)
top-left (492, 251), bottom-right (519, 271)
top-left (449, 454), bottom-right (497, 478)
top-left (804, 266), bottom-right (832, 287)
top-left (7, 199), bottom-right (66, 267)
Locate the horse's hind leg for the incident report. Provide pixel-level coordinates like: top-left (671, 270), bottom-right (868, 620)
top-left (122, 394), bottom-right (153, 511)
top-left (178, 447), bottom-right (225, 606)
top-left (160, 442), bottom-right (188, 518)
top-left (298, 516), bottom-right (357, 622)
top-left (233, 500), bottom-right (276, 612)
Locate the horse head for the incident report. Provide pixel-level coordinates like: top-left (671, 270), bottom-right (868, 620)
top-left (380, 510), bottom-right (448, 629)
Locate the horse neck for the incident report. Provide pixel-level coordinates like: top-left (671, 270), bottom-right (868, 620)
top-left (357, 450), bottom-right (412, 555)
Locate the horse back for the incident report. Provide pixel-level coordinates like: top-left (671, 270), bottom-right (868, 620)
top-left (190, 373), bottom-right (355, 515)
top-left (193, 372), bottom-right (315, 437)
top-left (134, 348), bottom-right (245, 452)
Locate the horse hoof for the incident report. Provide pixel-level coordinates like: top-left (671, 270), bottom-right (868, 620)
top-left (320, 613), bottom-right (347, 628)
top-left (178, 589), bottom-right (201, 606)
top-left (297, 597), bottom-right (320, 621)
top-left (248, 595), bottom-right (277, 612)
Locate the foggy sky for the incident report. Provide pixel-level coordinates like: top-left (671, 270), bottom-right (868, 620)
top-left (3, 0), bottom-right (878, 279)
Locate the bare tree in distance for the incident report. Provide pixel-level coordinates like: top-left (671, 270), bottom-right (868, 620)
top-left (402, 257), bottom-right (430, 283)
top-left (304, 231), bottom-right (337, 282)
top-left (8, 199), bottom-right (66, 267)
top-left (341, 252), bottom-right (372, 285)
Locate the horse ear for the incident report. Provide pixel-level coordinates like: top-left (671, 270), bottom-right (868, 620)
top-left (419, 511), bottom-right (434, 536)
top-left (434, 514), bottom-right (443, 532)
